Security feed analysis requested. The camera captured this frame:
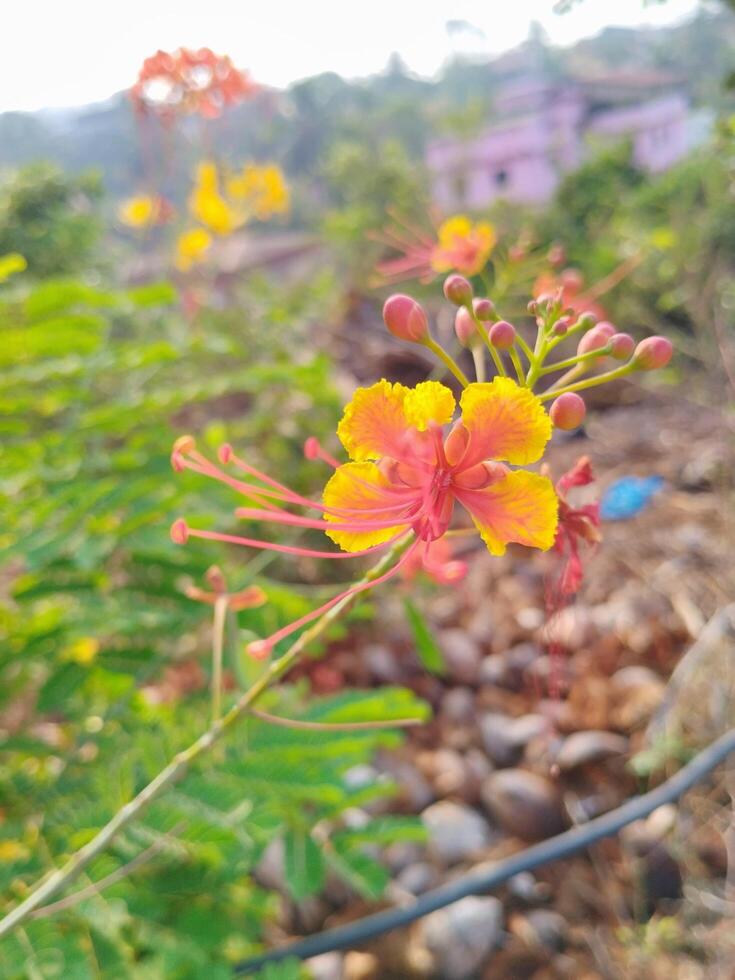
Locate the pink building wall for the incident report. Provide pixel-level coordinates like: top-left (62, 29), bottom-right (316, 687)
top-left (586, 93), bottom-right (689, 173)
top-left (427, 82), bottom-right (690, 210)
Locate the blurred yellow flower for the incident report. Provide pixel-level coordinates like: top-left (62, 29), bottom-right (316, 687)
top-left (0, 253), bottom-right (27, 283)
top-left (119, 195), bottom-right (157, 228)
top-left (227, 163), bottom-right (290, 220)
top-left (64, 637), bottom-right (100, 665)
top-left (650, 227), bottom-right (677, 250)
top-left (176, 228), bottom-right (213, 270)
top-left (0, 840), bottom-right (29, 863)
top-left (189, 162), bottom-right (238, 235)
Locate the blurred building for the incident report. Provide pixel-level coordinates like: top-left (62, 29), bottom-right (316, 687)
top-left (427, 71), bottom-right (691, 211)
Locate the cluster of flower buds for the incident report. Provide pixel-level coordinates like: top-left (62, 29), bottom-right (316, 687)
top-left (381, 271), bottom-right (673, 431)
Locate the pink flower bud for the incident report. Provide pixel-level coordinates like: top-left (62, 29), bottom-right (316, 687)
top-left (608, 332), bottom-right (635, 361)
top-left (171, 519), bottom-right (189, 544)
top-left (575, 312), bottom-right (597, 330)
top-left (577, 321), bottom-right (615, 356)
top-left (455, 307), bottom-right (480, 347)
top-left (550, 393), bottom-right (587, 430)
top-left (303, 436), bottom-right (320, 460)
top-left (218, 443), bottom-right (233, 464)
top-left (548, 242), bottom-right (566, 267)
top-left (472, 297), bottom-right (495, 321)
top-left (171, 434), bottom-right (195, 471)
top-left (382, 294), bottom-right (429, 343)
top-left (527, 299), bottom-right (538, 315)
top-left (553, 316), bottom-right (572, 336)
top-left (443, 274), bottom-right (473, 306)
top-left (440, 560), bottom-right (469, 584)
top-left (633, 336), bottom-right (673, 370)
top-left (489, 320), bottom-right (516, 350)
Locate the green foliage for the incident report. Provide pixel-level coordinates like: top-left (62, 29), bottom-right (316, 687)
top-left (320, 138), bottom-right (427, 279)
top-left (0, 164), bottom-right (103, 278)
top-left (0, 268), bottom-right (428, 976)
top-left (540, 123), bottom-right (735, 382)
top-left (403, 598), bottom-right (446, 675)
top-left (545, 140), bottom-right (646, 275)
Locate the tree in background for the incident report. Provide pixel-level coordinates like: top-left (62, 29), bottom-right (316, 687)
top-left (0, 163), bottom-right (102, 278)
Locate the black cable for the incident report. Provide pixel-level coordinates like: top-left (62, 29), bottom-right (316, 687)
top-left (234, 727), bottom-right (735, 975)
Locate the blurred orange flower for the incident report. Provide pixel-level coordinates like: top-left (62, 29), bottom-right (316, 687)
top-left (131, 47), bottom-right (257, 121)
top-left (533, 269), bottom-right (607, 322)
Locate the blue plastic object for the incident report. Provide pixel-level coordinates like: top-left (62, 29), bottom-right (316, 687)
top-left (600, 475), bottom-right (664, 521)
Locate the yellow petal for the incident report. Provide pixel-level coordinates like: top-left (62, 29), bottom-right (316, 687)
top-left (459, 377), bottom-right (551, 467)
top-left (322, 462), bottom-right (410, 551)
top-left (337, 380), bottom-right (409, 461)
top-left (457, 470), bottom-right (558, 556)
top-left (403, 381), bottom-right (456, 432)
top-left (436, 215), bottom-right (473, 249)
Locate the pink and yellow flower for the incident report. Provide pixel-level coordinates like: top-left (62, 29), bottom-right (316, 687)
top-left (171, 377), bottom-right (558, 659)
top-left (375, 214), bottom-right (496, 285)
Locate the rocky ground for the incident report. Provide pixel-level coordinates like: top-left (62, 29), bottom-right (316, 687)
top-left (262, 383), bottom-right (735, 980)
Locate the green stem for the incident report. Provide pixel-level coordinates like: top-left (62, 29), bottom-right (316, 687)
top-left (515, 333), bottom-right (534, 362)
top-left (211, 595), bottom-right (227, 724)
top-left (545, 362), bottom-right (587, 393)
top-left (467, 307), bottom-right (505, 378)
top-left (546, 316), bottom-right (593, 353)
top-left (251, 710), bottom-right (422, 732)
top-left (423, 337), bottom-right (470, 387)
top-left (0, 538), bottom-right (413, 940)
top-left (538, 363), bottom-right (636, 402)
top-left (471, 345), bottom-right (486, 383)
top-left (538, 347), bottom-right (611, 376)
top-left (509, 347), bottom-right (526, 385)
top-left (525, 316), bottom-right (548, 389)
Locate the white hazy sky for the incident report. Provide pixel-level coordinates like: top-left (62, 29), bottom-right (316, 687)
top-left (1, 0), bottom-right (701, 113)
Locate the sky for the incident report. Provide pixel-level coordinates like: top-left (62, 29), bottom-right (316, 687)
top-left (1, 0), bottom-right (702, 113)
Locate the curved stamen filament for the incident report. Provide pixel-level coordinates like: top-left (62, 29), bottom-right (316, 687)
top-left (185, 527), bottom-right (409, 560)
top-left (184, 447), bottom-right (418, 521)
top-left (249, 537), bottom-right (420, 658)
top-left (234, 507), bottom-right (419, 533)
top-left (184, 456), bottom-right (288, 513)
top-left (228, 449), bottom-right (418, 511)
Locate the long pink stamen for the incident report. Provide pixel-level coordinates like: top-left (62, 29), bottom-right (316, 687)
top-left (304, 437), bottom-right (342, 470)
top-left (228, 449), bottom-right (418, 515)
top-left (183, 455), bottom-right (288, 513)
top-left (385, 207), bottom-right (436, 247)
top-left (187, 443), bottom-right (415, 521)
top-left (430, 424), bottom-right (448, 469)
top-left (234, 507), bottom-right (418, 533)
top-left (184, 526), bottom-right (408, 560)
top-left (248, 538), bottom-right (421, 658)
